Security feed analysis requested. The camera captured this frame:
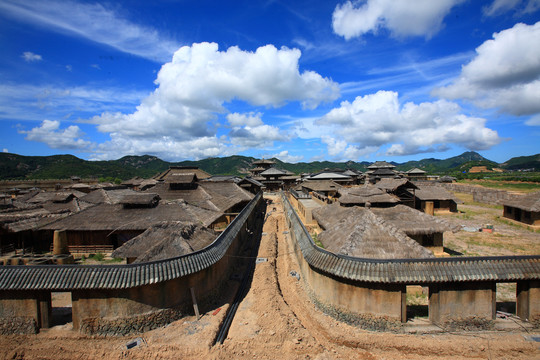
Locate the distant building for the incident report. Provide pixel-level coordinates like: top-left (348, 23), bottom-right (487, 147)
top-left (502, 191), bottom-right (540, 227)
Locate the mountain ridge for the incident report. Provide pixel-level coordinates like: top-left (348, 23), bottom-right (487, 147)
top-left (0, 151), bottom-right (538, 180)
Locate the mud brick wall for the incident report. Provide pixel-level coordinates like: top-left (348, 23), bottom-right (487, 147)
top-left (415, 182), bottom-right (518, 205)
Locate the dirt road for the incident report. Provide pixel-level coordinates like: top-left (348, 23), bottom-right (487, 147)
top-left (1, 194), bottom-right (539, 359)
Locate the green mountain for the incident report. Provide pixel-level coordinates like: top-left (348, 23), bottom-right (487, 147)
top-left (0, 151), bottom-right (537, 181)
top-left (395, 151), bottom-right (499, 174)
top-left (499, 153), bottom-right (540, 171)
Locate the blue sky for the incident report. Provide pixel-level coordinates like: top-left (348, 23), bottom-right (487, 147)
top-left (0, 0), bottom-right (539, 164)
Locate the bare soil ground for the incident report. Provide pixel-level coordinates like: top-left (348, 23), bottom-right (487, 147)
top-left (1, 194), bottom-right (539, 359)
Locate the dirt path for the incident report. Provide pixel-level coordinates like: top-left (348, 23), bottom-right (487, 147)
top-left (1, 194), bottom-right (539, 359)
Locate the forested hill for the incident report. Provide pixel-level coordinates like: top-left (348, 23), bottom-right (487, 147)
top-left (0, 151), bottom-right (538, 180)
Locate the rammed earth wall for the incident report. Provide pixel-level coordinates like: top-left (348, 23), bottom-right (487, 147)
top-left (415, 181), bottom-right (518, 205)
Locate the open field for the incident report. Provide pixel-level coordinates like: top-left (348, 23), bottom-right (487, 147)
top-left (457, 179), bottom-right (540, 193)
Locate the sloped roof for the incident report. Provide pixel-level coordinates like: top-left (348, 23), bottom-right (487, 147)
top-left (375, 178), bottom-right (418, 192)
top-left (312, 204), bottom-right (434, 259)
top-left (238, 177), bottom-right (264, 187)
top-left (301, 180), bottom-right (342, 192)
top-left (503, 191), bottom-right (540, 212)
top-left (338, 185), bottom-right (399, 205)
top-left (119, 193), bottom-right (160, 207)
top-left (307, 172), bottom-right (352, 181)
top-left (406, 168), bottom-right (426, 174)
top-left (413, 185), bottom-right (462, 203)
top-left (165, 173), bottom-right (197, 184)
top-left (371, 168), bottom-right (397, 176)
top-left (260, 167), bottom-right (288, 176)
top-left (371, 205), bottom-right (459, 235)
top-left (112, 222), bottom-right (217, 263)
top-left (79, 188), bottom-right (140, 205)
top-left (367, 161), bottom-right (396, 169)
top-left (252, 159), bottom-right (276, 165)
top-left (154, 166), bottom-right (211, 181)
top-left (41, 200), bottom-right (221, 231)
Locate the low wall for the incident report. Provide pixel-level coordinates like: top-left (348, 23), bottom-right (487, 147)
top-left (429, 282), bottom-right (495, 329)
top-left (0, 193), bottom-right (265, 335)
top-left (280, 191), bottom-right (540, 330)
top-left (418, 182), bottom-right (517, 205)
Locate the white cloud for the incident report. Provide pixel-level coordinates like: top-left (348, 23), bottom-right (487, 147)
top-left (270, 150), bottom-right (304, 163)
top-left (88, 42), bottom-right (338, 159)
top-left (91, 135), bottom-right (226, 161)
top-left (227, 112), bottom-right (287, 149)
top-left (434, 22), bottom-right (540, 116)
top-left (332, 0), bottom-right (464, 40)
top-left (317, 90), bottom-right (502, 158)
top-left (526, 114), bottom-right (540, 126)
top-left (483, 0), bottom-right (540, 16)
top-left (2, 149), bottom-right (8, 153)
top-left (19, 120), bottom-right (93, 150)
top-left (1, 0), bottom-right (179, 62)
top-left (22, 51), bottom-right (42, 62)
top-left (227, 112), bottom-right (263, 127)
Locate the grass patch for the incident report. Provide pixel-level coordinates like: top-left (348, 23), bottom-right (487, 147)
top-left (494, 216), bottom-right (540, 233)
top-left (458, 180), bottom-right (540, 193)
top-left (311, 232), bottom-right (324, 248)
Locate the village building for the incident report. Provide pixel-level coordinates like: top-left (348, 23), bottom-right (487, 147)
top-left (337, 185), bottom-right (399, 208)
top-left (237, 177), bottom-right (265, 195)
top-left (370, 205), bottom-right (458, 255)
top-left (405, 168), bottom-right (427, 180)
top-left (302, 170), bottom-right (355, 185)
top-left (375, 178), bottom-right (418, 208)
top-left (312, 204), bottom-right (434, 259)
top-left (502, 191), bottom-right (540, 227)
top-left (300, 180), bottom-right (342, 198)
top-left (40, 193), bottom-right (222, 251)
top-left (410, 185), bottom-right (462, 214)
top-left (249, 159), bottom-right (276, 176)
top-left (154, 166), bottom-right (211, 181)
top-left (112, 221), bottom-right (218, 263)
top-left (255, 167), bottom-right (298, 191)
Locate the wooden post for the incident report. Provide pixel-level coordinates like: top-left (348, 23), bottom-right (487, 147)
top-left (190, 287), bottom-right (200, 320)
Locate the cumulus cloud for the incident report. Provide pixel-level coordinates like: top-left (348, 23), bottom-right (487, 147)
top-left (433, 22), bottom-right (540, 117)
top-left (483, 0), bottom-right (540, 16)
top-left (1, 0), bottom-right (179, 62)
top-left (332, 0), bottom-right (464, 40)
top-left (22, 51), bottom-right (42, 62)
top-left (2, 149), bottom-right (8, 153)
top-left (88, 42), bottom-right (337, 159)
top-left (227, 112), bottom-right (287, 148)
top-left (19, 120), bottom-right (93, 150)
top-left (317, 90), bottom-right (502, 158)
top-left (270, 150), bottom-right (304, 163)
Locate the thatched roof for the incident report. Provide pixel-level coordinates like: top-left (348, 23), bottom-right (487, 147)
top-left (119, 193), bottom-right (160, 207)
top-left (312, 204), bottom-right (434, 259)
top-left (371, 205), bottom-right (459, 235)
top-left (253, 159), bottom-right (276, 166)
top-left (413, 185), bottom-right (463, 203)
top-left (154, 166), bottom-right (211, 181)
top-left (338, 185), bottom-right (399, 206)
top-left (367, 161), bottom-right (396, 170)
top-left (406, 168), bottom-right (426, 174)
top-left (371, 168), bottom-right (397, 176)
top-left (503, 191), bottom-right (540, 212)
top-left (301, 180), bottom-right (342, 192)
top-left (112, 221), bottom-right (217, 263)
top-left (41, 200), bottom-right (221, 231)
top-left (375, 178), bottom-right (418, 192)
top-left (26, 190), bottom-right (86, 204)
top-left (79, 188), bottom-right (140, 205)
top-left (260, 167), bottom-right (288, 176)
top-left (306, 172), bottom-right (352, 181)
top-left (199, 181), bottom-right (254, 212)
top-left (145, 180), bottom-right (253, 213)
top-left (166, 173), bottom-right (198, 184)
